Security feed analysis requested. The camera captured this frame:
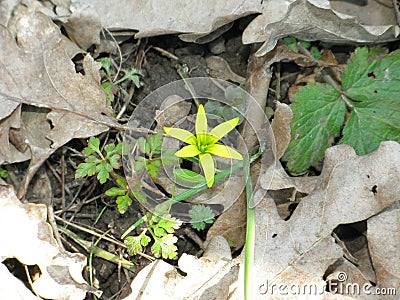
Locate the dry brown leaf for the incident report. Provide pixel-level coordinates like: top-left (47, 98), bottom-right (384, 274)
top-left (249, 142), bottom-right (400, 299)
top-left (71, 0), bottom-right (259, 38)
top-left (0, 10), bottom-right (113, 157)
top-left (0, 183), bottom-right (99, 299)
top-left (0, 10), bottom-right (115, 195)
top-left (271, 102), bottom-right (293, 160)
top-left (244, 0), bottom-right (400, 56)
top-left (122, 236), bottom-right (238, 300)
top-left (68, 0), bottom-right (399, 56)
top-left (367, 208), bottom-right (400, 294)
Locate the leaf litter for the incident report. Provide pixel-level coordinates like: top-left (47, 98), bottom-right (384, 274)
top-left (0, 1), bottom-right (399, 299)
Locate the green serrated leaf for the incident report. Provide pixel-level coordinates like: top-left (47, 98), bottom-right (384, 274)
top-left (299, 40), bottom-right (311, 49)
top-left (98, 57), bottom-right (115, 77)
top-left (173, 168), bottom-right (205, 184)
top-left (125, 235), bottom-right (144, 256)
top-left (105, 187), bottom-right (126, 197)
top-left (108, 154), bottom-right (121, 169)
top-left (284, 47), bottom-right (400, 174)
top-left (152, 234), bottom-right (178, 259)
top-left (101, 82), bottom-right (116, 105)
top-left (134, 156), bottom-right (147, 171)
top-left (340, 100), bottom-right (400, 154)
top-left (161, 149), bottom-right (181, 166)
top-left (189, 205), bottom-right (215, 231)
top-left (113, 143), bottom-right (123, 155)
top-left (75, 161), bottom-right (97, 178)
top-left (82, 146), bottom-right (95, 156)
top-left (104, 143), bottom-right (115, 154)
top-left (283, 83), bottom-right (345, 174)
top-left (340, 47), bottom-right (400, 154)
top-left (116, 177), bottom-right (127, 189)
top-left (96, 162), bottom-right (113, 184)
top-left (283, 37), bottom-right (298, 53)
top-left (157, 216), bottom-right (182, 234)
top-left (132, 190), bottom-right (147, 203)
top-left (116, 194), bottom-right (132, 214)
top-left (140, 233), bottom-right (151, 246)
top-left (310, 46), bottom-right (321, 60)
top-left (148, 133), bottom-right (163, 154)
top-left (146, 159), bottom-right (161, 178)
top-left (88, 137), bottom-right (101, 153)
top-left (116, 68), bottom-right (142, 86)
top-left (137, 138), bottom-right (150, 154)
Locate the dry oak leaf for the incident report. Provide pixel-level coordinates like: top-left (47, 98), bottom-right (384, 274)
top-left (0, 182), bottom-right (99, 299)
top-left (251, 141), bottom-right (400, 299)
top-left (0, 11), bottom-right (114, 164)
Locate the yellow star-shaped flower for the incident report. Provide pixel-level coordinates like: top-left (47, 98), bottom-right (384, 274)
top-left (164, 104), bottom-right (243, 187)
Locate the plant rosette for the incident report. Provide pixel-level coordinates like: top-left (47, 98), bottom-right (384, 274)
top-left (164, 104), bottom-right (243, 187)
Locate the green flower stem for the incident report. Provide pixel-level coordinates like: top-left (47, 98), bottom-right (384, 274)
top-left (244, 152), bottom-right (255, 300)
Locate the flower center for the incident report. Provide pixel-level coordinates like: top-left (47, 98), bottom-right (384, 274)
top-left (198, 143), bottom-right (208, 153)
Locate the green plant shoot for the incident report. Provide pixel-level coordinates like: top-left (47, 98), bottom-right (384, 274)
top-left (164, 104), bottom-right (243, 187)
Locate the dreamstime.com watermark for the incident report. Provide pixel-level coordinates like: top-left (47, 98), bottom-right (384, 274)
top-left (258, 272), bottom-right (397, 297)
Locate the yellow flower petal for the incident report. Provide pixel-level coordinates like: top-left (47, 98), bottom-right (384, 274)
top-left (195, 104), bottom-right (208, 135)
top-left (175, 145), bottom-right (201, 157)
top-left (199, 153), bottom-right (215, 187)
top-left (207, 144), bottom-right (243, 160)
top-left (208, 117), bottom-right (239, 141)
top-left (164, 127), bottom-right (196, 145)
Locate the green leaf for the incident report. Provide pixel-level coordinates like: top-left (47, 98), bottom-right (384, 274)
top-left (75, 159), bottom-right (98, 178)
top-left (134, 156), bottom-right (147, 171)
top-left (137, 138), bottom-right (150, 154)
top-left (156, 216), bottom-right (182, 235)
top-left (124, 236), bottom-right (142, 256)
top-left (0, 168), bottom-right (8, 178)
top-left (310, 46), bottom-right (321, 60)
top-left (116, 177), bottom-right (127, 189)
top-left (189, 205), bottom-right (215, 231)
top-left (146, 159), bottom-right (162, 178)
top-left (116, 194), bottom-right (132, 214)
top-left (161, 148), bottom-right (181, 166)
top-left (340, 100), bottom-right (400, 154)
top-left (124, 232), bottom-right (149, 256)
top-left (151, 235), bottom-right (178, 259)
top-left (132, 190), bottom-right (147, 204)
top-left (173, 168), bottom-right (205, 184)
top-left (140, 233), bottom-right (151, 246)
top-left (283, 36), bottom-right (298, 53)
top-left (299, 40), bottom-right (311, 49)
top-left (284, 47), bottom-right (400, 174)
top-left (282, 83), bottom-right (345, 174)
top-left (204, 99), bottom-right (223, 119)
top-left (98, 57), bottom-right (115, 77)
top-left (104, 143), bottom-right (115, 154)
top-left (108, 154), bottom-right (121, 169)
top-left (101, 82), bottom-right (116, 105)
top-left (82, 146), bottom-right (95, 156)
top-left (148, 133), bottom-right (163, 154)
top-left (105, 187), bottom-right (126, 196)
top-left (96, 162), bottom-right (113, 184)
top-left (88, 137), bottom-right (100, 153)
top-left (339, 47), bottom-right (400, 154)
top-left (116, 68), bottom-right (142, 86)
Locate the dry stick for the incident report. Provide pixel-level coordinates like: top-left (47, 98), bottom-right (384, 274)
top-left (61, 154), bottom-right (66, 218)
